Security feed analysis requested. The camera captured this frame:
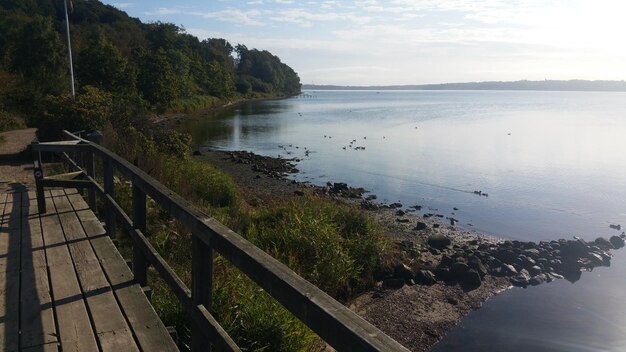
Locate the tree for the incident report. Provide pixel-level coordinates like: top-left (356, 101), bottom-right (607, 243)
top-left (10, 16), bottom-right (66, 93)
top-left (75, 35), bottom-right (135, 93)
top-left (136, 48), bottom-right (178, 111)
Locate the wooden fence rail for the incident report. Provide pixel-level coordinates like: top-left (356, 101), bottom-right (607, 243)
top-left (31, 130), bottom-right (409, 352)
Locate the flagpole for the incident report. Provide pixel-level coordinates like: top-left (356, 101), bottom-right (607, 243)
top-left (63, 0), bottom-right (75, 97)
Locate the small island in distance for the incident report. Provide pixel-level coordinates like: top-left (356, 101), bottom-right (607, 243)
top-left (303, 79), bottom-right (626, 92)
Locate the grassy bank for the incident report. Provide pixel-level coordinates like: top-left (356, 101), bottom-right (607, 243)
top-left (104, 126), bottom-right (389, 351)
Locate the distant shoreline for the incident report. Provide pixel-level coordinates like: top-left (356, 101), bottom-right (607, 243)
top-left (303, 79), bottom-right (626, 92)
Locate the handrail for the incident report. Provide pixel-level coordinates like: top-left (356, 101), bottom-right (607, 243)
top-left (31, 130), bottom-right (410, 352)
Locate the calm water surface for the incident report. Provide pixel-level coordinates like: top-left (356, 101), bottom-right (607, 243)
top-left (179, 90), bottom-right (626, 351)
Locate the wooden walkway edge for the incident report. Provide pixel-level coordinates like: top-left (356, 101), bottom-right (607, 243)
top-left (0, 189), bottom-right (178, 352)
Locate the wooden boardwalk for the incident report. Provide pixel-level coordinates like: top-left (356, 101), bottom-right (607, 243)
top-left (0, 188), bottom-right (178, 352)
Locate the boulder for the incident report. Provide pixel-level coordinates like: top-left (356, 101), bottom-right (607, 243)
top-left (494, 249), bottom-right (518, 264)
top-left (528, 265), bottom-right (543, 276)
top-left (428, 234), bottom-right (452, 250)
top-left (529, 274), bottom-right (548, 286)
top-left (393, 263), bottom-right (414, 281)
top-left (415, 221), bottom-right (427, 231)
top-left (510, 270), bottom-right (531, 287)
top-left (415, 270), bottom-right (437, 285)
top-left (594, 237), bottom-right (613, 249)
top-left (461, 269), bottom-right (482, 288)
top-left (610, 235), bottom-right (625, 249)
top-left (467, 256), bottom-right (488, 278)
top-left (395, 209), bottom-right (406, 216)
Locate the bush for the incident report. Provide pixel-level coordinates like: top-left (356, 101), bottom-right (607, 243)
top-left (0, 110), bottom-right (26, 132)
top-left (37, 86), bottom-right (113, 141)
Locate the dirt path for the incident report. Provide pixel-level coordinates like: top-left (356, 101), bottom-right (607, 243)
top-left (0, 128), bottom-right (37, 191)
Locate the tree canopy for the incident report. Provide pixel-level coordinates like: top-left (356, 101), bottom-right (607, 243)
top-left (0, 0), bottom-right (301, 124)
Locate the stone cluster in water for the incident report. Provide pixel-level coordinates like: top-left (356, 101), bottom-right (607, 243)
top-left (382, 232), bottom-right (626, 290)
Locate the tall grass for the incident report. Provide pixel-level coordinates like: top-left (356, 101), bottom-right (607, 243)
top-left (105, 130), bottom-right (388, 351)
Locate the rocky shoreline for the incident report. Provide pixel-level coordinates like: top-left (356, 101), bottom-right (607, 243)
top-left (193, 149), bottom-right (626, 352)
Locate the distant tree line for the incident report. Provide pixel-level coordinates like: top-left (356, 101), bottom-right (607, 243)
top-left (0, 0), bottom-right (301, 138)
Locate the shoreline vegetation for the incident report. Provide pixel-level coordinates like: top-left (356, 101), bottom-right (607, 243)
top-left (303, 79), bottom-right (626, 92)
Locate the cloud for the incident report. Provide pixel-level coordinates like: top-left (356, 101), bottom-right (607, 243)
top-left (111, 2), bottom-right (133, 9)
top-left (145, 7), bottom-right (181, 16)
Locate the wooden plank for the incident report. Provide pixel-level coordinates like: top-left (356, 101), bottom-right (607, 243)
top-left (0, 192), bottom-right (21, 351)
top-left (66, 191), bottom-right (178, 352)
top-left (52, 190), bottom-right (139, 352)
top-left (41, 191), bottom-right (99, 352)
top-left (20, 191), bottom-right (58, 351)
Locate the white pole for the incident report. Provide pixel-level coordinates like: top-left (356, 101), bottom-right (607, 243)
top-left (63, 0), bottom-right (75, 97)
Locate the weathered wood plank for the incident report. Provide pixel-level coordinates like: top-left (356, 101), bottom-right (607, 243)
top-left (66, 191), bottom-right (178, 352)
top-left (42, 191), bottom-right (99, 352)
top-left (20, 191), bottom-right (58, 351)
top-left (0, 193), bottom-right (21, 351)
top-left (52, 190), bottom-right (139, 352)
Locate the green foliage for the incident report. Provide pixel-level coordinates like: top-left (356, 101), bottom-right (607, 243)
top-left (247, 195), bottom-right (386, 299)
top-left (236, 45), bottom-right (301, 96)
top-left (37, 86), bottom-right (113, 141)
top-left (0, 110), bottom-right (26, 132)
top-left (75, 35), bottom-right (135, 93)
top-left (212, 263), bottom-right (316, 352)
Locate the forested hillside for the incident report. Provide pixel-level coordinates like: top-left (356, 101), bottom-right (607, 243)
top-left (0, 0), bottom-right (300, 130)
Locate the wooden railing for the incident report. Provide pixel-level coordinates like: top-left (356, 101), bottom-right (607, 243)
top-left (31, 130), bottom-right (409, 352)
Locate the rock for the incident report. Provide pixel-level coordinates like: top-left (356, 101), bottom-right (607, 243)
top-left (529, 274), bottom-right (548, 286)
top-left (461, 269), bottom-right (482, 288)
top-left (502, 264), bottom-right (518, 275)
top-left (528, 265), bottom-right (543, 276)
top-left (433, 224), bottom-right (440, 229)
top-left (587, 252), bottom-right (605, 266)
top-left (434, 267), bottom-right (450, 280)
top-left (365, 195), bottom-right (377, 201)
top-left (396, 218), bottom-right (410, 223)
top-left (523, 248), bottom-right (540, 257)
top-left (610, 235), bottom-right (625, 249)
top-left (610, 224), bottom-right (622, 231)
top-left (393, 263), bottom-right (414, 281)
top-left (255, 174), bottom-right (261, 179)
top-left (293, 190), bottom-right (305, 196)
top-left (467, 256), bottom-right (488, 278)
top-left (494, 249), bottom-right (518, 264)
top-left (450, 262), bottom-right (469, 274)
top-left (360, 200), bottom-right (379, 210)
top-left (383, 278), bottom-right (405, 289)
top-left (389, 202), bottom-right (403, 209)
top-left (594, 237), bottom-right (613, 249)
top-left (395, 209), bottom-right (406, 216)
top-left (428, 235), bottom-right (452, 250)
top-left (440, 255), bottom-right (455, 267)
top-left (415, 270), bottom-right (437, 285)
top-left (192, 150), bottom-right (202, 156)
top-left (510, 270), bottom-right (531, 287)
top-left (415, 221), bottom-right (427, 231)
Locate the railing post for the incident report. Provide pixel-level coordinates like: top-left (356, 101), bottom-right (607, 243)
top-left (133, 183), bottom-right (148, 287)
top-left (32, 141), bottom-right (46, 214)
top-left (103, 158), bottom-right (116, 239)
top-left (191, 234), bottom-right (213, 352)
top-left (85, 149), bottom-right (96, 211)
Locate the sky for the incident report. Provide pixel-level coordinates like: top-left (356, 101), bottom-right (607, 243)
top-left (101, 0), bottom-right (626, 86)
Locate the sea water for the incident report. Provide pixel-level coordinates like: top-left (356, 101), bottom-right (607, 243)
top-left (179, 90), bottom-right (626, 351)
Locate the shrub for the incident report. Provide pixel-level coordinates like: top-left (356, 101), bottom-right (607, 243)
top-left (0, 110), bottom-right (26, 132)
top-left (37, 86), bottom-right (113, 141)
